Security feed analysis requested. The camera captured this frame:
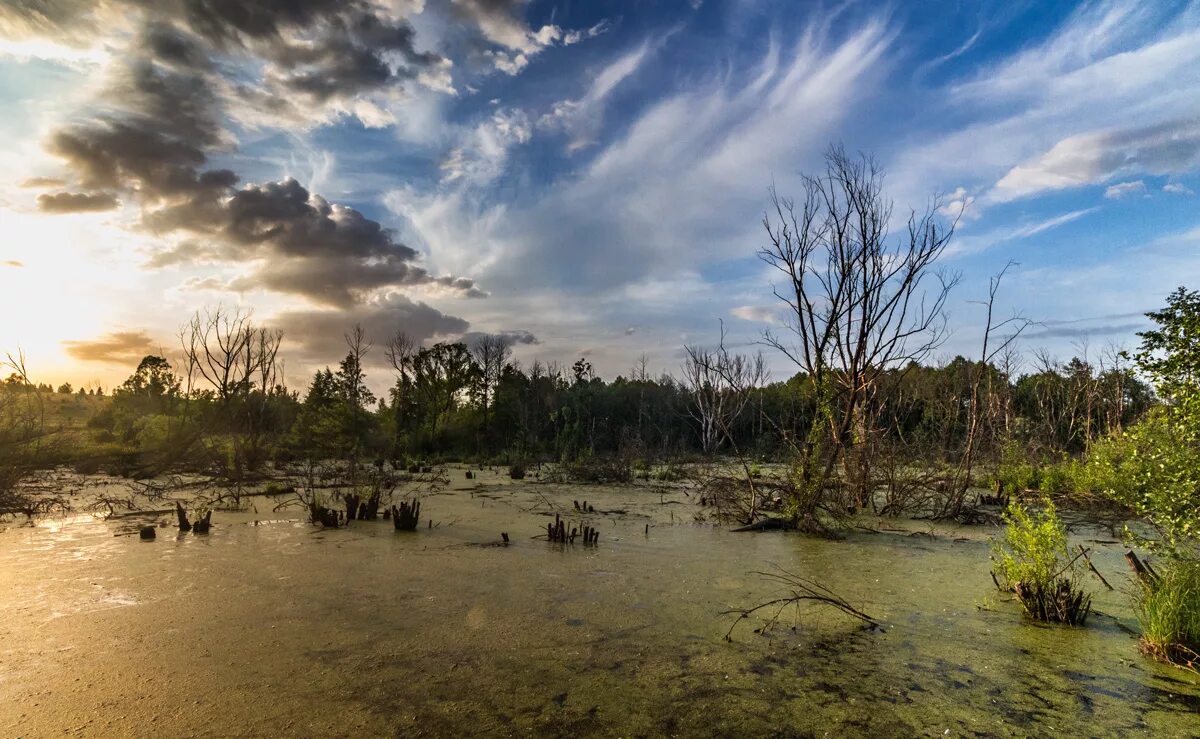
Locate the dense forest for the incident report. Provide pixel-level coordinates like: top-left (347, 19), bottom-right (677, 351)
top-left (0, 324), bottom-right (1153, 480)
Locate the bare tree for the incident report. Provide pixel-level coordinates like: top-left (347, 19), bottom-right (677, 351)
top-left (760, 145), bottom-right (960, 525)
top-left (681, 324), bottom-right (767, 455)
top-left (945, 261), bottom-right (1033, 516)
top-left (385, 330), bottom-right (417, 379)
top-left (181, 306), bottom-right (282, 407)
top-left (471, 334), bottom-right (513, 437)
top-left (179, 306), bottom-right (283, 482)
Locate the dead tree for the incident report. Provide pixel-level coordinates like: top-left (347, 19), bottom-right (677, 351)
top-left (471, 334), bottom-right (513, 446)
top-left (681, 323), bottom-right (767, 455)
top-left (947, 261), bottom-right (1033, 517)
top-left (760, 145), bottom-right (959, 525)
top-left (179, 306), bottom-right (283, 483)
top-left (392, 500), bottom-right (421, 531)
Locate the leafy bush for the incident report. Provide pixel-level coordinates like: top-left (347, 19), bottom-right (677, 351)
top-left (992, 498), bottom-right (1091, 625)
top-left (651, 463), bottom-right (685, 482)
top-left (1095, 410), bottom-right (1200, 552)
top-left (1137, 559), bottom-right (1200, 670)
top-left (561, 456), bottom-right (633, 484)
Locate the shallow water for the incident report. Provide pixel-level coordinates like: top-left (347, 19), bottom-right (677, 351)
top-left (1, 469), bottom-right (1197, 737)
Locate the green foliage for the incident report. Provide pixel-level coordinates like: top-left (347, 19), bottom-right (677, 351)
top-left (993, 498), bottom-right (1069, 589)
top-left (993, 442), bottom-right (1041, 495)
top-left (1092, 287), bottom-right (1200, 554)
top-left (992, 498), bottom-right (1091, 625)
top-left (1097, 410), bottom-right (1200, 552)
top-left (1137, 560), bottom-right (1200, 670)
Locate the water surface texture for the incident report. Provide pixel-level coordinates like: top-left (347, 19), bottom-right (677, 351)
top-left (2, 471), bottom-right (1197, 737)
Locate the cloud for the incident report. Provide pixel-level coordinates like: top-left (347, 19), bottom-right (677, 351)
top-left (538, 42), bottom-right (649, 151)
top-left (450, 0), bottom-right (611, 75)
top-left (1024, 321), bottom-right (1149, 340)
top-left (272, 293), bottom-right (471, 364)
top-left (20, 14), bottom-right (480, 310)
top-left (2, 260), bottom-right (23, 267)
top-left (994, 120), bottom-right (1200, 201)
top-left (731, 305), bottom-right (778, 324)
top-left (1164, 182), bottom-right (1195, 196)
top-left (1104, 180), bottom-right (1147, 200)
top-left (947, 207), bottom-right (1099, 257)
top-left (36, 191), bottom-right (120, 213)
top-left (459, 329), bottom-right (539, 347)
top-left (20, 176), bottom-right (66, 188)
top-left (1014, 207), bottom-right (1099, 238)
top-left (395, 19), bottom-right (894, 292)
top-left (440, 108), bottom-right (531, 184)
top-left (145, 177), bottom-right (481, 306)
top-left (888, 2), bottom-right (1200, 214)
top-left (62, 329), bottom-right (156, 363)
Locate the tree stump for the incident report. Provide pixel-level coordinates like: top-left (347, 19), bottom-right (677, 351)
top-left (392, 500), bottom-right (421, 531)
top-left (175, 501), bottom-right (192, 532)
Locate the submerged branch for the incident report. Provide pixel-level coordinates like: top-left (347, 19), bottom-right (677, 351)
top-left (723, 565), bottom-right (878, 641)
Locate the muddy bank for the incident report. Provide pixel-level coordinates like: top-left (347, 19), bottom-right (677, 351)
top-left (0, 470), bottom-right (1196, 736)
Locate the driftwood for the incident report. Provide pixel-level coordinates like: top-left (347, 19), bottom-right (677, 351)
top-left (732, 518), bottom-right (790, 532)
top-left (723, 566), bottom-right (877, 641)
top-left (1078, 545), bottom-right (1113, 590)
top-left (1125, 550), bottom-right (1160, 585)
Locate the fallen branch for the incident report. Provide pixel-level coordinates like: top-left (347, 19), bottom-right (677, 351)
top-left (722, 566), bottom-right (877, 641)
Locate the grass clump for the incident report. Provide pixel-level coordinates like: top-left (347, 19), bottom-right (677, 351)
top-left (991, 497), bottom-right (1092, 625)
top-left (1137, 559), bottom-right (1200, 672)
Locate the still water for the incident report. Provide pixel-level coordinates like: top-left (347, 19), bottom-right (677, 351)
top-left (1, 469), bottom-right (1197, 736)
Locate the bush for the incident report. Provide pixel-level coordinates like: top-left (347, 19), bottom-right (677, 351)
top-left (1137, 560), bottom-right (1200, 670)
top-left (1095, 410), bottom-right (1200, 552)
top-left (992, 498), bottom-right (1091, 625)
top-left (651, 463), bottom-right (685, 482)
top-left (562, 457), bottom-right (632, 484)
top-left (508, 463), bottom-right (526, 480)
top-left (1039, 462), bottom-right (1073, 497)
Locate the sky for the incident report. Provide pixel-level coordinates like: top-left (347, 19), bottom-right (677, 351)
top-left (1, 0), bottom-right (1198, 392)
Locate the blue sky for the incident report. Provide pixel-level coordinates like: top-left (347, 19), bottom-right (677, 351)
top-left (0, 0), bottom-right (1198, 388)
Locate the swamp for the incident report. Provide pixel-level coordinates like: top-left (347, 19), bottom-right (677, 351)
top-left (1, 464), bottom-right (1198, 736)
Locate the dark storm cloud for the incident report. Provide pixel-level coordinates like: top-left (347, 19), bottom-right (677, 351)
top-left (62, 330), bottom-right (157, 363)
top-left (459, 329), bottom-right (539, 346)
top-left (13, 3), bottom-right (480, 309)
top-left (272, 293), bottom-right (471, 364)
top-left (36, 191), bottom-right (120, 213)
top-left (0, 0), bottom-right (102, 41)
top-left (145, 177), bottom-right (483, 305)
top-left (175, 0), bottom-right (444, 106)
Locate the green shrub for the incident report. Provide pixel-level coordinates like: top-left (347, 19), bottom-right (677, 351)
top-left (650, 463), bottom-right (684, 482)
top-left (1095, 410), bottom-right (1200, 552)
top-left (992, 498), bottom-right (1091, 625)
top-left (1039, 462), bottom-right (1073, 496)
top-left (1137, 559), bottom-right (1200, 670)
